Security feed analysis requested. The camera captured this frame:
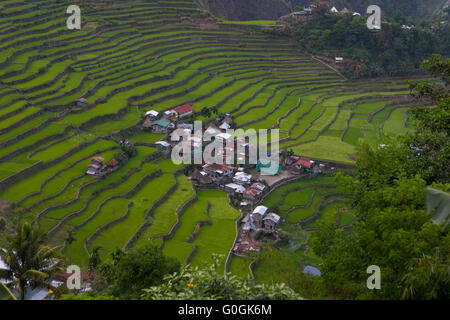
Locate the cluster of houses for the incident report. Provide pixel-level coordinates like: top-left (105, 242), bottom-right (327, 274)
top-left (85, 139), bottom-right (136, 177)
top-left (85, 156), bottom-right (120, 177)
top-left (142, 103), bottom-right (237, 159)
top-left (190, 163), bottom-right (269, 205)
top-left (278, 1), bottom-right (363, 26)
top-left (234, 205), bottom-right (281, 254)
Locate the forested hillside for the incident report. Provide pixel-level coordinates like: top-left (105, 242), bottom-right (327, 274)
top-left (288, 5), bottom-right (449, 78)
top-left (289, 0), bottom-right (449, 20)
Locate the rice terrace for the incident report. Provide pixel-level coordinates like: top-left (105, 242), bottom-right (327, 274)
top-left (0, 0), bottom-right (443, 293)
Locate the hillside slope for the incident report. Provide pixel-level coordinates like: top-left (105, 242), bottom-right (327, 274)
top-left (0, 0), bottom-right (420, 267)
top-left (201, 0), bottom-right (291, 20)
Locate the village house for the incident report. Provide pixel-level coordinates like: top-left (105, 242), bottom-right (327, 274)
top-left (233, 171), bottom-right (252, 185)
top-left (152, 119), bottom-right (172, 133)
top-left (86, 157), bottom-right (105, 176)
top-left (189, 169), bottom-right (213, 186)
top-left (224, 183), bottom-right (246, 194)
top-left (263, 213), bottom-right (281, 231)
top-left (243, 182), bottom-right (266, 203)
top-left (251, 205), bottom-right (268, 228)
top-left (154, 141), bottom-right (171, 155)
top-left (335, 57), bottom-right (344, 64)
top-left (171, 104), bottom-right (193, 118)
top-left (295, 157), bottom-right (315, 173)
top-left (241, 214), bottom-right (255, 235)
top-left (219, 121), bottom-right (230, 131)
top-left (145, 110), bottom-right (159, 119)
top-left (76, 98), bottom-right (87, 107)
top-left (202, 163), bottom-right (234, 181)
top-left (243, 187), bottom-right (262, 203)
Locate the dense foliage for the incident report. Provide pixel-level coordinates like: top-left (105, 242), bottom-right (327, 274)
top-left (291, 6), bottom-right (449, 78)
top-left (310, 54), bottom-right (450, 299)
top-left (141, 255), bottom-right (302, 300)
top-left (88, 245), bottom-right (181, 299)
top-left (61, 251), bottom-right (301, 300)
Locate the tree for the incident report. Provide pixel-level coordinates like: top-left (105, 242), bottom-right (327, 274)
top-left (0, 217), bottom-right (6, 231)
top-left (402, 247), bottom-right (450, 299)
top-left (89, 246), bottom-right (102, 271)
top-left (65, 230), bottom-right (75, 245)
top-left (311, 55), bottom-right (450, 299)
top-left (201, 107), bottom-right (212, 118)
top-left (0, 222), bottom-right (64, 300)
top-left (114, 150), bottom-right (129, 164)
top-left (110, 245), bottom-right (180, 299)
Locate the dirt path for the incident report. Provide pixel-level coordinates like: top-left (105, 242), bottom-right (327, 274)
top-left (312, 56), bottom-right (348, 80)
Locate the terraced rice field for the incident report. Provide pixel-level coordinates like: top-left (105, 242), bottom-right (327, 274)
top-left (229, 175), bottom-right (353, 278)
top-left (0, 0), bottom-right (416, 269)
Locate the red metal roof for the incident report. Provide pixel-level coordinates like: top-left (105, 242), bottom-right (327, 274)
top-left (244, 188), bottom-right (261, 196)
top-left (296, 157), bottom-right (313, 168)
top-left (91, 157), bottom-right (104, 163)
top-left (173, 104), bottom-right (193, 115)
top-left (203, 163), bottom-right (233, 172)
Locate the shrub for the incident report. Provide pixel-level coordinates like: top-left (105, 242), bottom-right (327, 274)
top-left (0, 217), bottom-right (7, 231)
top-left (141, 255), bottom-right (302, 300)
